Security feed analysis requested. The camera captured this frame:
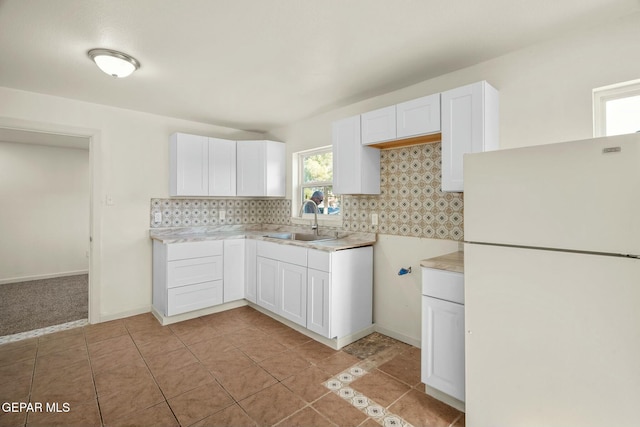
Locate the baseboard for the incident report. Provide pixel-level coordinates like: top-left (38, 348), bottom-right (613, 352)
top-left (151, 300), bottom-right (249, 326)
top-left (373, 324), bottom-right (421, 348)
top-left (247, 302), bottom-right (373, 350)
top-left (97, 306), bottom-right (151, 323)
top-left (0, 270), bottom-right (89, 285)
top-left (424, 386), bottom-right (466, 413)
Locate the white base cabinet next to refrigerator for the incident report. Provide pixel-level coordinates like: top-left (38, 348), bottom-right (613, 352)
top-left (421, 267), bottom-right (465, 402)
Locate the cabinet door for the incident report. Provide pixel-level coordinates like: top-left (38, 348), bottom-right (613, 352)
top-left (256, 256), bottom-right (278, 312)
top-left (223, 239), bottom-right (245, 303)
top-left (236, 141), bottom-right (266, 196)
top-left (361, 105), bottom-right (396, 145)
top-left (332, 115), bottom-right (380, 195)
top-left (441, 83), bottom-right (476, 192)
top-left (441, 81), bottom-right (498, 192)
top-left (169, 133), bottom-right (209, 196)
top-left (265, 140), bottom-right (286, 197)
top-left (421, 296), bottom-right (465, 401)
top-left (307, 268), bottom-right (331, 337)
top-left (208, 138), bottom-right (236, 196)
top-left (244, 240), bottom-right (257, 303)
top-left (279, 262), bottom-right (307, 327)
top-left (397, 93), bottom-right (441, 138)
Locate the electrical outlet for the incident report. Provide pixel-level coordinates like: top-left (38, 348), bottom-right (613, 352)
top-left (219, 210), bottom-right (226, 220)
top-left (371, 213), bottom-right (378, 225)
top-left (153, 212), bottom-right (162, 223)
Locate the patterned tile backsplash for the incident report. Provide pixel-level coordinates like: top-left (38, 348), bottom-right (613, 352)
top-left (343, 142), bottom-right (464, 241)
top-left (150, 198), bottom-right (292, 228)
top-left (150, 142), bottom-right (463, 241)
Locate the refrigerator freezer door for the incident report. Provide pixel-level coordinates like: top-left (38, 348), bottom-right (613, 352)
top-left (464, 133), bottom-right (640, 256)
top-left (464, 243), bottom-right (640, 427)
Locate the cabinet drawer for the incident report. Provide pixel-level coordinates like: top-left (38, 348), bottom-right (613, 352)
top-left (167, 256), bottom-right (223, 288)
top-left (167, 280), bottom-right (223, 316)
top-left (167, 240), bottom-right (223, 261)
top-left (257, 241), bottom-right (307, 266)
top-left (422, 267), bottom-right (464, 304)
top-left (308, 249), bottom-right (330, 272)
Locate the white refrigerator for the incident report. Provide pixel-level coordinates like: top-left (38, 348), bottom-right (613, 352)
top-left (463, 133), bottom-right (640, 427)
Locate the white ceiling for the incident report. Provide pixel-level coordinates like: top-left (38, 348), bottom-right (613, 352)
top-left (1, 0), bottom-right (638, 133)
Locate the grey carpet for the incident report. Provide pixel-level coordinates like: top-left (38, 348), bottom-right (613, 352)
top-left (0, 274), bottom-right (88, 336)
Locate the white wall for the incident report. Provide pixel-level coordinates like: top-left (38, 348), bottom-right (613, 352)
top-left (0, 142), bottom-right (89, 283)
top-left (0, 88), bottom-right (261, 322)
top-left (269, 11), bottom-right (640, 344)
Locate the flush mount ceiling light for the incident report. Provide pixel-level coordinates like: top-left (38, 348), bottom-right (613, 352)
top-left (88, 48), bottom-right (140, 78)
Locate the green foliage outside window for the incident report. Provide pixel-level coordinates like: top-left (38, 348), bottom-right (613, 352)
top-left (303, 152), bottom-right (333, 183)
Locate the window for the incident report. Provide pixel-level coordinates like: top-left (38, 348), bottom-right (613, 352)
top-left (593, 79), bottom-right (640, 136)
top-left (295, 147), bottom-right (340, 218)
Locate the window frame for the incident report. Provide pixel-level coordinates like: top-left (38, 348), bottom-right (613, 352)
top-left (593, 79), bottom-right (640, 137)
top-left (292, 146), bottom-right (341, 224)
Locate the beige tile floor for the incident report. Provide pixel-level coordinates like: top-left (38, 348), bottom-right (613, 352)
top-left (0, 306), bottom-right (465, 427)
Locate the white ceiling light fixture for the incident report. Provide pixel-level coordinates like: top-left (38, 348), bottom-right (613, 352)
top-left (88, 48), bottom-right (140, 78)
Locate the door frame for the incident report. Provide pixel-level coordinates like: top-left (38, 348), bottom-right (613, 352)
top-left (0, 116), bottom-right (102, 324)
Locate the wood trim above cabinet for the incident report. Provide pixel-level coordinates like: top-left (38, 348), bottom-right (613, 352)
top-left (367, 132), bottom-right (442, 149)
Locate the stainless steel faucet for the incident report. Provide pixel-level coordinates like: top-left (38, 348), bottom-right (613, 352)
top-left (299, 200), bottom-right (319, 235)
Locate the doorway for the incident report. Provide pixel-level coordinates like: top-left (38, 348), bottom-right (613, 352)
top-left (0, 125), bottom-right (95, 340)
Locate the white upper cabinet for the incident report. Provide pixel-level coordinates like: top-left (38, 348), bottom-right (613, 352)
top-left (236, 140), bottom-right (285, 197)
top-left (396, 93), bottom-right (441, 139)
top-left (170, 133), bottom-right (209, 196)
top-left (208, 138), bottom-right (236, 196)
top-left (441, 81), bottom-right (499, 192)
top-left (170, 134), bottom-right (285, 198)
top-left (170, 132), bottom-right (236, 197)
top-left (332, 115), bottom-right (380, 195)
top-left (361, 105), bottom-right (397, 145)
top-left (361, 93), bottom-right (442, 145)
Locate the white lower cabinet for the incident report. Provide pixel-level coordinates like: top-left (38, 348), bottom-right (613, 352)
top-left (153, 240), bottom-right (224, 317)
top-left (167, 281), bottom-right (223, 316)
top-left (256, 242), bottom-right (373, 337)
top-left (421, 267), bottom-right (465, 402)
top-left (256, 241), bottom-right (308, 327)
top-left (307, 268), bottom-right (331, 337)
top-left (256, 257), bottom-right (279, 312)
top-left (223, 239), bottom-right (245, 303)
top-left (244, 239), bottom-right (257, 303)
top-left (153, 237), bottom-right (374, 340)
top-left (306, 247), bottom-right (373, 339)
top-left (422, 296), bottom-right (465, 401)
top-left (278, 262), bottom-right (307, 326)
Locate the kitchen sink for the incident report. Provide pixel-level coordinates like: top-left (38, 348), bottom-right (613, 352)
top-left (264, 232), bottom-right (335, 242)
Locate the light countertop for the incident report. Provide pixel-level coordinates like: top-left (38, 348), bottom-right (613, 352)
top-left (149, 225), bottom-right (376, 252)
top-left (420, 251), bottom-right (464, 273)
